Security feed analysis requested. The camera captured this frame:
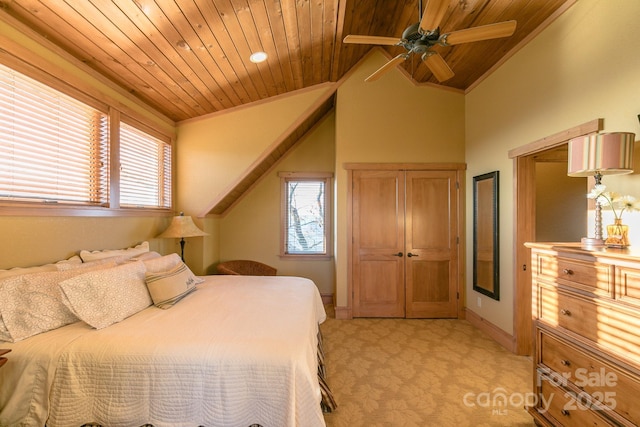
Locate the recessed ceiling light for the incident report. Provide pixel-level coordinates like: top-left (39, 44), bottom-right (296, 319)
top-left (249, 51), bottom-right (268, 63)
top-left (176, 40), bottom-right (190, 51)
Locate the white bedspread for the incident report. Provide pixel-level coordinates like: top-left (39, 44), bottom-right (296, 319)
top-left (0, 275), bottom-right (327, 427)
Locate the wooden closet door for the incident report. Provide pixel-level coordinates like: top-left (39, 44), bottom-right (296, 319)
top-left (352, 170), bottom-right (405, 317)
top-left (405, 171), bottom-right (458, 318)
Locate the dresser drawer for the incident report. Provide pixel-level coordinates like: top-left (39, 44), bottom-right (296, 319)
top-left (537, 379), bottom-right (612, 427)
top-left (539, 330), bottom-right (640, 425)
top-left (616, 264), bottom-right (640, 308)
top-left (535, 253), bottom-right (613, 296)
top-left (538, 284), bottom-right (640, 365)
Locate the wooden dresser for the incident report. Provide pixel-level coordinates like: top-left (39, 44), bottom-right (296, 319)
top-left (525, 243), bottom-right (640, 427)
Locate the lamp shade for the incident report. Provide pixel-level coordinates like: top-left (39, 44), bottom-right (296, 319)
top-left (156, 213), bottom-right (208, 239)
top-left (567, 132), bottom-right (635, 177)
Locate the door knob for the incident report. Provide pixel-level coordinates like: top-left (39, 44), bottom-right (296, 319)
top-left (407, 253), bottom-right (418, 257)
top-left (393, 252), bottom-right (403, 257)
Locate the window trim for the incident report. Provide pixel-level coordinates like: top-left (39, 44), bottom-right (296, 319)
top-left (0, 54), bottom-right (175, 217)
top-left (279, 172), bottom-right (333, 260)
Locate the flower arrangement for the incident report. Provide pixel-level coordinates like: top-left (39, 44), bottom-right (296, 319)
top-left (587, 184), bottom-right (639, 221)
top-left (588, 184), bottom-right (638, 247)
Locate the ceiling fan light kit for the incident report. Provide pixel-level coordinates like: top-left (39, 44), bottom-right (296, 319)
top-left (343, 0), bottom-right (517, 83)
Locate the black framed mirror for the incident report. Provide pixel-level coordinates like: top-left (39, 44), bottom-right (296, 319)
top-left (473, 171), bottom-right (499, 300)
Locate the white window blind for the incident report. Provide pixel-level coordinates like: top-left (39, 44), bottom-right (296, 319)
top-left (119, 122), bottom-right (171, 208)
top-left (0, 63), bottom-right (108, 205)
top-left (282, 177), bottom-right (330, 255)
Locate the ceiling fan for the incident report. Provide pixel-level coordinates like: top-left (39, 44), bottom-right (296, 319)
top-left (343, 0), bottom-right (517, 82)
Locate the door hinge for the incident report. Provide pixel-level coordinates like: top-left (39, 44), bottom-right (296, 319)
top-left (456, 236), bottom-right (459, 244)
top-left (456, 181), bottom-right (460, 189)
top-left (457, 292), bottom-right (459, 299)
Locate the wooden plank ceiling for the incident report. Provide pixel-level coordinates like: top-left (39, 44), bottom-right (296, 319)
top-left (1, 0), bottom-right (571, 123)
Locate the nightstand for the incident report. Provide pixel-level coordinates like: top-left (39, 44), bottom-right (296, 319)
top-left (0, 349), bottom-right (10, 368)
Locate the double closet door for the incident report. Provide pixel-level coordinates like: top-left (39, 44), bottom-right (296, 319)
top-left (350, 167), bottom-right (461, 318)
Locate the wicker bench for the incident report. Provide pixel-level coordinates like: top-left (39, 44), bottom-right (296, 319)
top-left (216, 260), bottom-right (277, 276)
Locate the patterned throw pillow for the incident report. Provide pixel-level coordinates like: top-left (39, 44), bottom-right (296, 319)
top-left (0, 318), bottom-right (10, 342)
top-left (0, 262), bottom-right (116, 342)
top-left (59, 261), bottom-right (152, 329)
top-left (0, 277), bottom-right (21, 342)
top-left (145, 261), bottom-right (198, 309)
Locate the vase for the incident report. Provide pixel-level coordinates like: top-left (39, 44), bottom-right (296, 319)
top-left (605, 219), bottom-right (630, 248)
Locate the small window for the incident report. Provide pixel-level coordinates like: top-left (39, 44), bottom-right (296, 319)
top-left (279, 172), bottom-right (332, 258)
top-left (119, 121), bottom-right (172, 209)
top-left (0, 63), bottom-right (108, 205)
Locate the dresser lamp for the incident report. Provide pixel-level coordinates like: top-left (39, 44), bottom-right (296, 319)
top-left (157, 212), bottom-right (208, 261)
top-left (567, 132), bottom-right (635, 247)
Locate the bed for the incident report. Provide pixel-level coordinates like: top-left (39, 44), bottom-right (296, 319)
top-left (0, 251), bottom-right (334, 427)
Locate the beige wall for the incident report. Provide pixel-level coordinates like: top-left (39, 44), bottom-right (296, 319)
top-left (217, 113), bottom-right (336, 294)
top-left (465, 0), bottom-right (640, 334)
top-left (0, 217), bottom-right (172, 269)
top-left (175, 86), bottom-right (336, 275)
top-left (334, 50), bottom-right (466, 307)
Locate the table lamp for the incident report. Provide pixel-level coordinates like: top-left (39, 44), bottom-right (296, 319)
top-left (157, 212), bottom-right (208, 260)
top-left (567, 132), bottom-right (635, 246)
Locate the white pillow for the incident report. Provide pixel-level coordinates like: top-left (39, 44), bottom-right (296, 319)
top-left (0, 263), bottom-right (58, 280)
top-left (0, 255), bottom-right (82, 280)
top-left (0, 262), bottom-right (117, 342)
top-left (144, 254), bottom-right (204, 284)
top-left (145, 261), bottom-right (198, 309)
top-left (59, 261), bottom-right (152, 329)
top-left (131, 251), bottom-right (161, 262)
top-left (55, 255), bottom-right (83, 266)
top-left (79, 241), bottom-right (149, 263)
top-left (57, 255), bottom-right (128, 271)
top-left (143, 253), bottom-right (182, 273)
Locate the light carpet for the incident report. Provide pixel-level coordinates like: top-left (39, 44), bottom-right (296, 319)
top-left (321, 308), bottom-right (535, 427)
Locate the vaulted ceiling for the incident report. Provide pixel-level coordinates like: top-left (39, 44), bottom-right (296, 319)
top-left (1, 0), bottom-right (571, 122)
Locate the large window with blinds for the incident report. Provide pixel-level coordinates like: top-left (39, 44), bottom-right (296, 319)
top-left (0, 63), bottom-right (109, 205)
top-left (279, 172), bottom-right (332, 258)
top-left (0, 62), bottom-right (172, 212)
top-left (120, 122), bottom-right (171, 209)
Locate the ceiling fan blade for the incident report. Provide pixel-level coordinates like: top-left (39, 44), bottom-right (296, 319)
top-left (443, 20), bottom-right (517, 45)
top-left (343, 35), bottom-right (401, 46)
top-left (423, 52), bottom-right (455, 82)
top-left (365, 54), bottom-right (407, 82)
top-left (419, 0), bottom-right (450, 33)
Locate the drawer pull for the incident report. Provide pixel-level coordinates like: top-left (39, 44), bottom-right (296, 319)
top-left (562, 268), bottom-right (574, 276)
top-left (560, 409), bottom-right (570, 417)
top-left (560, 359), bottom-right (571, 366)
top-left (560, 309), bottom-right (572, 316)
